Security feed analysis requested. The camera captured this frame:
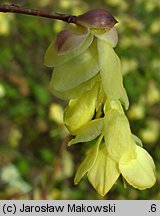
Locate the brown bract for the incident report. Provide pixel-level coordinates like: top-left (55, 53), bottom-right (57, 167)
top-left (55, 28), bottom-right (89, 54)
top-left (76, 9), bottom-right (118, 29)
top-left (55, 30), bottom-right (75, 53)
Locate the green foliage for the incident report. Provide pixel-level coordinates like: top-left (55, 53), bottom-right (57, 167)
top-left (0, 0), bottom-right (159, 199)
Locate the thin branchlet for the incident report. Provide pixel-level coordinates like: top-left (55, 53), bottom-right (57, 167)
top-left (0, 4), bottom-right (77, 24)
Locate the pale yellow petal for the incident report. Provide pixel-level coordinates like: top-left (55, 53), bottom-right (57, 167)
top-left (120, 87), bottom-right (129, 110)
top-left (119, 145), bottom-right (156, 190)
top-left (52, 39), bottom-right (99, 91)
top-left (95, 27), bottom-right (118, 47)
top-left (104, 111), bottom-right (135, 163)
top-left (74, 136), bottom-right (102, 185)
top-left (132, 134), bottom-right (143, 147)
top-left (51, 74), bottom-right (99, 100)
top-left (104, 98), bottom-right (124, 114)
top-left (44, 33), bottom-right (93, 67)
top-left (97, 40), bottom-right (129, 109)
top-left (87, 146), bottom-right (120, 196)
top-left (68, 118), bottom-right (104, 145)
top-left (64, 83), bottom-right (98, 134)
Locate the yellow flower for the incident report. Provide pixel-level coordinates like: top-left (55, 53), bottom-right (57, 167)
top-left (74, 100), bottom-right (156, 196)
top-left (86, 143), bottom-right (156, 196)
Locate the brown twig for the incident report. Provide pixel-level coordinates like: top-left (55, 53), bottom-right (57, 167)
top-left (0, 4), bottom-right (77, 24)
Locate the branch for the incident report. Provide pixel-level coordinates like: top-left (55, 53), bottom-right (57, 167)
top-left (0, 4), bottom-right (77, 24)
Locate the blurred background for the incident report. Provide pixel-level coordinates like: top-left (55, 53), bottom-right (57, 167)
top-left (0, 0), bottom-right (159, 199)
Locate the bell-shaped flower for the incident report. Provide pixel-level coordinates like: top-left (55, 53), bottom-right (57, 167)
top-left (74, 99), bottom-right (156, 196)
top-left (104, 100), bottom-right (156, 191)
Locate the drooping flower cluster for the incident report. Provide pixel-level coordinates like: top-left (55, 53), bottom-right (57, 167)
top-left (44, 9), bottom-right (156, 196)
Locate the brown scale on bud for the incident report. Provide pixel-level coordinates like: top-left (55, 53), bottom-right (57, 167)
top-left (76, 9), bottom-right (118, 29)
top-left (55, 29), bottom-right (89, 53)
top-left (55, 30), bottom-right (72, 53)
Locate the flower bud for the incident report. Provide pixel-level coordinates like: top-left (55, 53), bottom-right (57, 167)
top-left (76, 9), bottom-right (118, 29)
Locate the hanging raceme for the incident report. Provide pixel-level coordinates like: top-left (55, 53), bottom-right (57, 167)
top-left (44, 9), bottom-right (156, 196)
